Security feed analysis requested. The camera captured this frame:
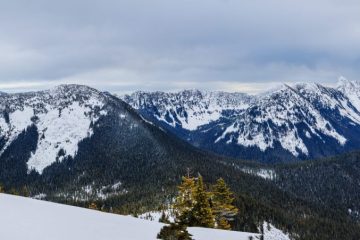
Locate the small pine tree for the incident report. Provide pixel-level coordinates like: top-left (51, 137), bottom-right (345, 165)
top-left (159, 211), bottom-right (171, 224)
top-left (218, 217), bottom-right (231, 230)
top-left (191, 175), bottom-right (215, 228)
top-left (0, 183), bottom-right (4, 193)
top-left (157, 223), bottom-right (192, 240)
top-left (212, 178), bottom-right (238, 230)
top-left (174, 176), bottom-right (196, 225)
top-left (88, 202), bottom-right (98, 210)
top-left (20, 186), bottom-right (30, 197)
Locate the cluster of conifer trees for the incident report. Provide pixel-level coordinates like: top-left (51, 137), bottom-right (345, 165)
top-left (158, 175), bottom-right (238, 240)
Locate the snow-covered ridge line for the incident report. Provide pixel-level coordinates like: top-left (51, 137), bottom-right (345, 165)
top-left (122, 89), bottom-right (254, 131)
top-left (0, 84), bottom-right (108, 173)
top-left (122, 78), bottom-right (360, 159)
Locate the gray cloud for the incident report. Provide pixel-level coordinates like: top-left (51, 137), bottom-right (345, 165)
top-left (0, 0), bottom-right (360, 93)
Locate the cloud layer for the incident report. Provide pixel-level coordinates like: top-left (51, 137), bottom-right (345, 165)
top-left (1, 0), bottom-right (360, 93)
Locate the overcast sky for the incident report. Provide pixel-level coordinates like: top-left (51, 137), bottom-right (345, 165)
top-left (0, 0), bottom-right (360, 94)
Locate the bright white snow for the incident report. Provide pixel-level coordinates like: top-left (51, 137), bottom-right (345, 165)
top-left (125, 82), bottom-right (360, 158)
top-left (262, 222), bottom-right (291, 240)
top-left (240, 168), bottom-right (276, 180)
top-left (27, 101), bottom-right (102, 173)
top-left (214, 83), bottom-right (348, 157)
top-left (0, 86), bottom-right (107, 173)
top-left (0, 193), bottom-right (263, 240)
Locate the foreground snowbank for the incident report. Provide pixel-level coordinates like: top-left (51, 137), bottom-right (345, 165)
top-left (0, 193), bottom-right (259, 240)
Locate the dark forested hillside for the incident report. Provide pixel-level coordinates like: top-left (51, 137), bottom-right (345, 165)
top-left (274, 151), bottom-right (360, 221)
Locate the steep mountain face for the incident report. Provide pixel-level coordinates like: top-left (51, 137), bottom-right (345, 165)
top-left (123, 79), bottom-right (360, 162)
top-left (0, 85), bottom-right (107, 174)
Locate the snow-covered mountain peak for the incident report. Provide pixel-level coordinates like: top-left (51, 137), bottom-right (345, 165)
top-left (123, 89), bottom-right (253, 130)
top-left (337, 76), bottom-right (358, 88)
top-left (49, 84), bottom-right (96, 94)
top-left (0, 85), bottom-right (109, 173)
top-left (337, 77), bottom-right (360, 93)
top-left (124, 80), bottom-right (360, 161)
top-left (336, 78), bottom-right (360, 112)
top-left (46, 84), bottom-right (106, 104)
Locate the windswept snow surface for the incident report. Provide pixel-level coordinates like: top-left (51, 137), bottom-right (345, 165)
top-left (0, 193), bottom-right (260, 240)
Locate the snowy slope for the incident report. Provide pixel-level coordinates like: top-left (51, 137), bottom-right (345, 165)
top-left (0, 193), bottom-right (263, 240)
top-left (138, 210), bottom-right (290, 240)
top-left (123, 78), bottom-right (360, 161)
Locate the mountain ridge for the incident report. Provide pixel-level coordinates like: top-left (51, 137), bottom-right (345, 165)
top-left (122, 78), bottom-right (360, 162)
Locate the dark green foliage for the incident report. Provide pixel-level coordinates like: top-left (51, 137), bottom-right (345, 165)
top-left (275, 151), bottom-right (360, 218)
top-left (173, 176), bottom-right (238, 231)
top-left (212, 178), bottom-right (238, 229)
top-left (174, 176), bottom-right (196, 226)
top-left (159, 212), bottom-right (171, 224)
top-left (191, 175), bottom-right (214, 228)
top-left (157, 223), bottom-right (192, 240)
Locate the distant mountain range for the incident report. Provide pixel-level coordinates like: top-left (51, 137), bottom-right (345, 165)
top-left (1, 84), bottom-right (360, 239)
top-left (0, 84), bottom-right (233, 190)
top-left (123, 78), bottom-right (360, 162)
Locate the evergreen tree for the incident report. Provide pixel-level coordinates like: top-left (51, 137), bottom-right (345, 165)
top-left (212, 178), bottom-right (238, 229)
top-left (218, 217), bottom-right (231, 230)
top-left (20, 186), bottom-right (30, 197)
top-left (0, 183), bottom-right (3, 193)
top-left (88, 202), bottom-right (98, 210)
top-left (9, 188), bottom-right (19, 195)
top-left (191, 175), bottom-right (215, 228)
top-left (174, 176), bottom-right (196, 225)
top-left (157, 223), bottom-right (192, 240)
top-left (159, 211), bottom-right (171, 224)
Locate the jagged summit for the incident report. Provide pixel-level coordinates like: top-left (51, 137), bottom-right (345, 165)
top-left (337, 76), bottom-right (359, 88)
top-left (123, 80), bottom-right (360, 162)
top-left (123, 89), bottom-right (253, 131)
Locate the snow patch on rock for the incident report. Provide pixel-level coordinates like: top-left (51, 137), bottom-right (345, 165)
top-left (262, 222), bottom-right (291, 240)
top-left (0, 85), bottom-right (107, 174)
top-left (240, 168), bottom-right (276, 180)
top-left (27, 101), bottom-right (102, 173)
